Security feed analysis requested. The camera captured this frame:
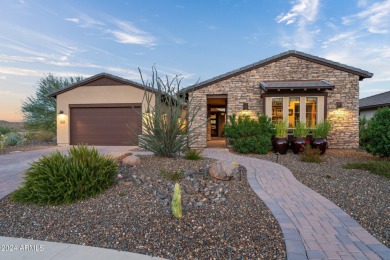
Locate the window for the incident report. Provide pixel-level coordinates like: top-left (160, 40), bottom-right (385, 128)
top-left (306, 97), bottom-right (317, 128)
top-left (272, 98), bottom-right (283, 123)
top-left (288, 97), bottom-right (300, 128)
top-left (265, 96), bottom-right (324, 128)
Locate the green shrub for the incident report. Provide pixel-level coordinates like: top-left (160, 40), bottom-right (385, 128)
top-left (24, 131), bottom-right (55, 143)
top-left (301, 146), bottom-right (321, 163)
top-left (224, 114), bottom-right (274, 154)
top-left (274, 121), bottom-right (288, 138)
top-left (344, 161), bottom-right (390, 178)
top-left (161, 168), bottom-right (184, 181)
top-left (184, 149), bottom-right (202, 160)
top-left (0, 126), bottom-right (12, 135)
top-left (293, 121), bottom-right (309, 137)
top-left (363, 107), bottom-right (390, 157)
top-left (0, 135), bottom-right (5, 153)
top-left (359, 116), bottom-right (369, 147)
top-left (312, 120), bottom-right (332, 138)
top-left (3, 132), bottom-right (25, 146)
top-left (11, 145), bottom-right (117, 205)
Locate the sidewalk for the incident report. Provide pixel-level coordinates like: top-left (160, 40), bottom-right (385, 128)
top-left (0, 236), bottom-right (164, 260)
top-left (202, 148), bottom-right (390, 260)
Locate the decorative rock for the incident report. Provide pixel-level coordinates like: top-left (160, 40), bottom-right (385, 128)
top-left (209, 160), bottom-right (240, 181)
top-left (104, 152), bottom-right (132, 163)
top-left (122, 155), bottom-right (141, 166)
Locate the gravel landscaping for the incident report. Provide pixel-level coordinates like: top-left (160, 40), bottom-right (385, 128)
top-left (0, 155), bottom-right (286, 259)
top-left (247, 149), bottom-right (390, 248)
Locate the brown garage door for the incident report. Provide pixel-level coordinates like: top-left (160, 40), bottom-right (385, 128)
top-left (70, 105), bottom-right (141, 146)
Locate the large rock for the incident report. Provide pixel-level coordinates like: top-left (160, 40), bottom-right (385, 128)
top-left (122, 155), bottom-right (141, 166)
top-left (209, 160), bottom-right (240, 181)
top-left (104, 152), bottom-right (132, 163)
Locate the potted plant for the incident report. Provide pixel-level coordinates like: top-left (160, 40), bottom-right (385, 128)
top-left (311, 120), bottom-right (332, 154)
top-left (292, 121), bottom-right (309, 154)
top-left (273, 121), bottom-right (288, 155)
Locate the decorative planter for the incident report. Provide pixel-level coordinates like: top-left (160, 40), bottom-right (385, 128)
top-left (292, 137), bottom-right (306, 154)
top-left (311, 138), bottom-right (327, 155)
top-left (273, 137), bottom-right (289, 155)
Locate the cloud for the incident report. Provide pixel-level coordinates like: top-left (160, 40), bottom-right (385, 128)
top-left (275, 0), bottom-right (320, 49)
top-left (0, 67), bottom-right (89, 78)
top-left (65, 17), bottom-right (80, 23)
top-left (276, 0), bottom-right (319, 25)
top-left (0, 76), bottom-right (6, 80)
top-left (109, 19), bottom-right (156, 46)
top-left (342, 0), bottom-right (390, 34)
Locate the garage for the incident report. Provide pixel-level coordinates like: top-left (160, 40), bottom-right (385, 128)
top-left (70, 104), bottom-right (141, 146)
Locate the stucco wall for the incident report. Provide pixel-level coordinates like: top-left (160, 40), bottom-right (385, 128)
top-left (189, 56), bottom-right (361, 149)
top-left (56, 84), bottom-right (155, 146)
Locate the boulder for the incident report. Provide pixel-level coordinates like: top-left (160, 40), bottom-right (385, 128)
top-left (122, 155), bottom-right (141, 166)
top-left (104, 152), bottom-right (133, 163)
top-left (209, 160), bottom-right (240, 181)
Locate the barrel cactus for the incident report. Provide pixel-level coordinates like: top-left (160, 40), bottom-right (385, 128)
top-left (171, 183), bottom-right (182, 219)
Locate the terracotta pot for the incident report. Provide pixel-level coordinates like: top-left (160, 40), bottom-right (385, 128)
top-left (273, 137), bottom-right (289, 155)
top-left (311, 138), bottom-right (327, 155)
top-left (292, 137), bottom-right (306, 154)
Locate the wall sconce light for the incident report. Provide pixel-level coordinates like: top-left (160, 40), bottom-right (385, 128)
top-left (336, 102), bottom-right (343, 109)
top-left (58, 110), bottom-right (64, 114)
top-left (243, 102), bottom-right (249, 110)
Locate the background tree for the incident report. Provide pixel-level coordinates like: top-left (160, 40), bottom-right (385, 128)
top-left (22, 74), bottom-right (83, 133)
top-left (138, 67), bottom-right (202, 157)
top-left (363, 107), bottom-right (390, 158)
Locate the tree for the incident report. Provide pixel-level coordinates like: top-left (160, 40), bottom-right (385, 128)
top-left (363, 107), bottom-right (390, 158)
top-left (22, 74), bottom-right (83, 133)
top-left (137, 67), bottom-right (202, 157)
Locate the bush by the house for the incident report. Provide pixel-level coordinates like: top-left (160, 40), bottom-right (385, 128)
top-left (223, 114), bottom-right (274, 154)
top-left (137, 67), bottom-right (202, 158)
top-left (3, 132), bottom-right (25, 146)
top-left (301, 146), bottom-right (321, 163)
top-left (359, 116), bottom-right (369, 147)
top-left (363, 107), bottom-right (390, 158)
top-left (344, 161), bottom-right (390, 178)
top-left (24, 131), bottom-right (56, 143)
top-left (0, 126), bottom-right (12, 135)
top-left (184, 149), bottom-right (202, 160)
top-left (11, 145), bottom-right (117, 205)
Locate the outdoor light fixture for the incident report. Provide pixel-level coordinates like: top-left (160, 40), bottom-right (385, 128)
top-left (243, 102), bottom-right (249, 110)
top-left (336, 102), bottom-right (343, 109)
top-left (58, 110), bottom-right (64, 114)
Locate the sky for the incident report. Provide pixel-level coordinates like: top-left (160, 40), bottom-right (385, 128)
top-left (1, 0), bottom-right (390, 122)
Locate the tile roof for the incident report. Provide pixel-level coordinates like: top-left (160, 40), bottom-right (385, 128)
top-left (182, 50), bottom-right (373, 93)
top-left (48, 73), bottom-right (153, 97)
top-left (359, 90), bottom-right (390, 109)
top-left (260, 80), bottom-right (335, 91)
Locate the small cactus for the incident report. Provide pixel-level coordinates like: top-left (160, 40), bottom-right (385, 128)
top-left (171, 183), bottom-right (182, 219)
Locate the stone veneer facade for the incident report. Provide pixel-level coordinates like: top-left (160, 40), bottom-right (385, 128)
top-left (188, 55), bottom-right (361, 149)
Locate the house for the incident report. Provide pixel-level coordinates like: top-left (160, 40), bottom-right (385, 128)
top-left (359, 90), bottom-right (390, 119)
top-left (49, 50), bottom-right (373, 149)
top-left (185, 50), bottom-right (373, 149)
top-left (48, 73), bottom-right (155, 146)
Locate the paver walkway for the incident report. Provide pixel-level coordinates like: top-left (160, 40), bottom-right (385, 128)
top-left (202, 148), bottom-right (390, 260)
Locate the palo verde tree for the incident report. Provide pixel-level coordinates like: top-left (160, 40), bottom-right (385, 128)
top-left (22, 74), bottom-right (83, 133)
top-left (138, 67), bottom-right (202, 157)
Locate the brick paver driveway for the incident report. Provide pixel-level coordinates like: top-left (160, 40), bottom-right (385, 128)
top-left (202, 148), bottom-right (390, 260)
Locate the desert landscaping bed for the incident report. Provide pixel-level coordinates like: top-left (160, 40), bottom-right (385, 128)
top-left (1, 143), bottom-right (56, 155)
top-left (247, 149), bottom-right (390, 248)
top-left (0, 155), bottom-right (286, 259)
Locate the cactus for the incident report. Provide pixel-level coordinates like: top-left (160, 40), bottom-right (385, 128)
top-left (171, 183), bottom-right (182, 219)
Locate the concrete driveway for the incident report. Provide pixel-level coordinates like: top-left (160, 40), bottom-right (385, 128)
top-left (0, 146), bottom-right (144, 199)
